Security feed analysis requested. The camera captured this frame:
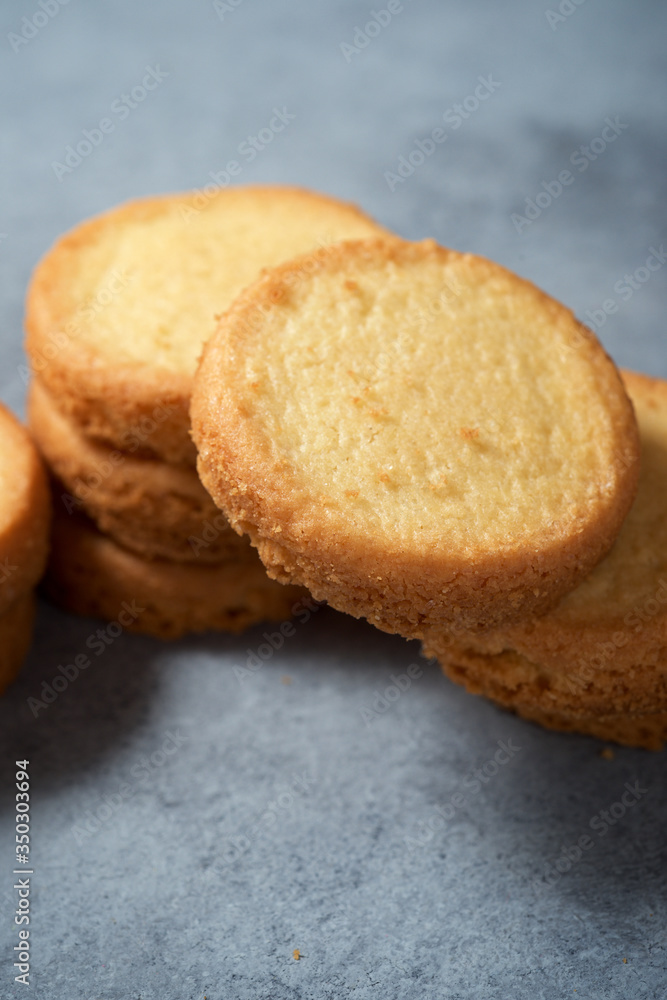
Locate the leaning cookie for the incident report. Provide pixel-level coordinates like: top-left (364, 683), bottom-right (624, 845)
top-left (0, 594), bottom-right (36, 695)
top-left (28, 378), bottom-right (239, 564)
top-left (192, 238), bottom-right (639, 636)
top-left (44, 504), bottom-right (305, 640)
top-left (422, 372), bottom-right (667, 729)
top-left (0, 401), bottom-right (50, 615)
top-left (26, 186), bottom-right (390, 465)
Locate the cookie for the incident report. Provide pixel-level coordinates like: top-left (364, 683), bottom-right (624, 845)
top-left (26, 186), bottom-right (390, 465)
top-left (28, 378), bottom-right (240, 563)
top-left (0, 401), bottom-right (50, 614)
top-left (0, 593), bottom-right (36, 694)
top-left (515, 705), bottom-right (667, 752)
top-left (422, 371), bottom-right (667, 736)
top-left (192, 238), bottom-right (640, 636)
top-left (44, 504), bottom-right (305, 640)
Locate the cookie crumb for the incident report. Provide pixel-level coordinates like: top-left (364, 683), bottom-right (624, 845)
top-left (600, 747), bottom-right (615, 760)
top-left (293, 949), bottom-right (301, 961)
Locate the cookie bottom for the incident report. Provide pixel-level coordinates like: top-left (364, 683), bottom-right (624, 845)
top-left (516, 703), bottom-right (667, 751)
top-left (0, 593), bottom-right (36, 694)
top-left (29, 379), bottom-right (237, 564)
top-left (45, 508), bottom-right (305, 640)
top-left (434, 656), bottom-right (666, 750)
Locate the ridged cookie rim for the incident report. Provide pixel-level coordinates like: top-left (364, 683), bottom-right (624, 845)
top-left (421, 370), bottom-right (667, 713)
top-left (192, 237), bottom-right (640, 636)
top-left (28, 378), bottom-right (240, 564)
top-left (44, 506), bottom-right (305, 640)
top-left (25, 186), bottom-right (390, 465)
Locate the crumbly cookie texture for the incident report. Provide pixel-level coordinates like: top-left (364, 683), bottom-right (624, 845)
top-left (0, 593), bottom-right (36, 694)
top-left (521, 707), bottom-right (667, 752)
top-left (25, 186), bottom-right (390, 465)
top-left (0, 402), bottom-right (50, 615)
top-left (28, 378), bottom-right (240, 564)
top-left (44, 504), bottom-right (305, 640)
top-left (422, 371), bottom-right (667, 746)
top-left (192, 238), bottom-right (640, 637)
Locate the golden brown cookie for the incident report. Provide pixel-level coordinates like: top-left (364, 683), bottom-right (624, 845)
top-left (28, 378), bottom-right (240, 563)
top-left (0, 593), bottom-right (36, 694)
top-left (514, 704), bottom-right (667, 752)
top-left (192, 238), bottom-right (640, 636)
top-left (44, 505), bottom-right (305, 640)
top-left (0, 402), bottom-right (50, 614)
top-left (422, 371), bottom-right (667, 737)
top-left (25, 186), bottom-right (390, 465)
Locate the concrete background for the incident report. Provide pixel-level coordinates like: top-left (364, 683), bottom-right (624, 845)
top-left (1, 1), bottom-right (665, 997)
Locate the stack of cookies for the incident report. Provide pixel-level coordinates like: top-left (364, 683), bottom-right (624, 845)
top-left (0, 403), bottom-right (50, 689)
top-left (23, 186), bottom-right (665, 748)
top-left (421, 370), bottom-right (667, 750)
top-left (25, 187), bottom-right (388, 638)
top-left (191, 236), bottom-right (666, 749)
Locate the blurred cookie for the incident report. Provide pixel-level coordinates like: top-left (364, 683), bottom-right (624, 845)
top-left (0, 593), bottom-right (36, 694)
top-left (44, 504), bottom-right (304, 640)
top-left (422, 371), bottom-right (667, 744)
top-left (0, 401), bottom-right (50, 614)
top-left (514, 704), bottom-right (667, 752)
top-left (192, 238), bottom-right (639, 636)
top-left (28, 378), bottom-right (240, 563)
top-left (26, 186), bottom-right (389, 465)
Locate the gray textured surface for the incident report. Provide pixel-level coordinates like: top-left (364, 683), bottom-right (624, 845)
top-left (1, 1), bottom-right (666, 997)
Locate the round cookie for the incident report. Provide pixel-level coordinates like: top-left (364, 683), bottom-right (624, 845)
top-left (192, 238), bottom-right (640, 636)
top-left (0, 401), bottom-right (50, 614)
top-left (28, 378), bottom-right (240, 564)
top-left (0, 593), bottom-right (36, 694)
top-left (422, 372), bottom-right (667, 721)
top-left (44, 507), bottom-right (305, 640)
top-left (26, 186), bottom-right (390, 465)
